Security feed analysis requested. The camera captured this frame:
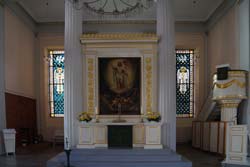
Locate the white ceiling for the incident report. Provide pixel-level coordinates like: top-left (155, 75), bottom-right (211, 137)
top-left (18, 0), bottom-right (224, 23)
top-left (175, 0), bottom-right (224, 21)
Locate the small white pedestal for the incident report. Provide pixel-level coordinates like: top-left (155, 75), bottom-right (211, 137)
top-left (77, 124), bottom-right (95, 149)
top-left (144, 123), bottom-right (163, 149)
top-left (223, 125), bottom-right (249, 166)
top-left (2, 129), bottom-right (16, 155)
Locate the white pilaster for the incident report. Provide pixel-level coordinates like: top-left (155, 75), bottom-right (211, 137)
top-left (0, 3), bottom-right (6, 154)
top-left (238, 0), bottom-right (250, 154)
top-left (157, 0), bottom-right (176, 151)
top-left (64, 0), bottom-right (83, 149)
top-left (221, 108), bottom-right (237, 123)
top-left (219, 100), bottom-right (242, 125)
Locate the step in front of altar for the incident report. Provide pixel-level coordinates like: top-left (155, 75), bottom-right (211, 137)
top-left (47, 149), bottom-right (192, 167)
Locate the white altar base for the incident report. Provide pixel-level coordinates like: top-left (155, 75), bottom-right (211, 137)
top-left (77, 121), bottom-right (163, 149)
top-left (46, 148), bottom-right (192, 167)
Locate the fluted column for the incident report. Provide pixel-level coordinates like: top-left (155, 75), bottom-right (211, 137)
top-left (220, 100), bottom-right (241, 124)
top-left (157, 0), bottom-right (176, 151)
top-left (0, 3), bottom-right (6, 154)
top-left (64, 0), bottom-right (83, 149)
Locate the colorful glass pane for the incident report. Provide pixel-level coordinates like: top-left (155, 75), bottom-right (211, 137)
top-left (176, 49), bottom-right (194, 118)
top-left (49, 50), bottom-right (65, 117)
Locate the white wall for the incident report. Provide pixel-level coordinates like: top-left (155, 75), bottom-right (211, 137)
top-left (0, 3), bottom-right (6, 155)
top-left (207, 5), bottom-right (239, 86)
top-left (4, 7), bottom-right (36, 98)
top-left (239, 0), bottom-right (250, 71)
top-left (207, 2), bottom-right (249, 152)
top-left (237, 0), bottom-right (250, 141)
top-left (3, 6), bottom-right (64, 143)
top-left (37, 32), bottom-right (64, 141)
top-left (176, 32), bottom-right (206, 143)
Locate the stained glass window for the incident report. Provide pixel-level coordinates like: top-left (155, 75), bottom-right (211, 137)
top-left (176, 49), bottom-right (194, 118)
top-left (49, 50), bottom-right (65, 117)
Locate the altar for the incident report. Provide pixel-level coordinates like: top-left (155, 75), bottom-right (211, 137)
top-left (77, 122), bottom-right (162, 149)
top-left (77, 33), bottom-right (163, 149)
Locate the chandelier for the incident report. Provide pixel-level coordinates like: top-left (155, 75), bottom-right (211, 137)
top-left (83, 0), bottom-right (154, 18)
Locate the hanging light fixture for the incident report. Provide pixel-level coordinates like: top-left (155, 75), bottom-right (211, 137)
top-left (83, 0), bottom-right (154, 18)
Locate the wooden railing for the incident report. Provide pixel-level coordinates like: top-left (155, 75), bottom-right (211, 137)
top-left (192, 121), bottom-right (233, 154)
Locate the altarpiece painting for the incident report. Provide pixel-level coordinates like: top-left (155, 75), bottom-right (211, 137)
top-left (99, 58), bottom-right (141, 115)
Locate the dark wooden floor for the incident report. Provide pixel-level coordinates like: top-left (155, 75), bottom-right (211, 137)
top-left (0, 143), bottom-right (224, 167)
top-left (0, 142), bottom-right (63, 167)
top-left (177, 144), bottom-right (224, 167)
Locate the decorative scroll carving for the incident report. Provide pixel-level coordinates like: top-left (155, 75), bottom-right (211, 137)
top-left (213, 95), bottom-right (247, 100)
top-left (81, 33), bottom-right (158, 41)
top-left (145, 57), bottom-right (153, 115)
top-left (213, 79), bottom-right (246, 89)
top-left (220, 103), bottom-right (239, 108)
top-left (87, 58), bottom-right (95, 115)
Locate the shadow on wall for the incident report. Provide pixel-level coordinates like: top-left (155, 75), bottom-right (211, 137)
top-left (177, 126), bottom-right (192, 144)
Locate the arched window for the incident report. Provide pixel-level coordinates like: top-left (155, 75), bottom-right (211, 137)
top-left (49, 50), bottom-right (65, 117)
top-left (176, 49), bottom-right (194, 118)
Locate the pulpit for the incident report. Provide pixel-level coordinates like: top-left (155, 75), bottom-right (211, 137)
top-left (213, 70), bottom-right (249, 165)
top-left (213, 70), bottom-right (247, 124)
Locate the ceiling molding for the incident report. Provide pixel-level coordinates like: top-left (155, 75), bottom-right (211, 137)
top-left (83, 20), bottom-right (156, 25)
top-left (205, 0), bottom-right (238, 31)
top-left (38, 22), bottom-right (64, 34)
top-left (4, 0), bottom-right (37, 33)
top-left (175, 21), bottom-right (206, 33)
top-left (5, 0), bottom-right (238, 35)
top-left (37, 21), bottom-right (208, 35)
top-left (205, 0), bottom-right (224, 21)
top-left (38, 21), bottom-right (156, 34)
top-left (81, 33), bottom-right (158, 43)
top-left (17, 0), bottom-right (39, 22)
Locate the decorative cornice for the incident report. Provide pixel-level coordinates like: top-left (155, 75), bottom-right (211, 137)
top-left (212, 95), bottom-right (247, 100)
top-left (220, 103), bottom-right (239, 108)
top-left (5, 1), bottom-right (37, 33)
top-left (213, 79), bottom-right (246, 89)
top-left (81, 33), bottom-right (158, 40)
top-left (214, 70), bottom-right (248, 78)
top-left (228, 70), bottom-right (249, 75)
top-left (81, 33), bottom-right (158, 43)
top-left (205, 0), bottom-right (237, 31)
top-left (175, 21), bottom-right (206, 33)
top-left (83, 20), bottom-right (156, 25)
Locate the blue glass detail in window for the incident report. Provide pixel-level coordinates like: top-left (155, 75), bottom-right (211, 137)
top-left (49, 50), bottom-right (65, 117)
top-left (176, 49), bottom-right (194, 118)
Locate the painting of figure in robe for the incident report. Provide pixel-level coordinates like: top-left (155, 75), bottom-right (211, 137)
top-left (177, 66), bottom-right (189, 94)
top-left (99, 58), bottom-right (141, 115)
